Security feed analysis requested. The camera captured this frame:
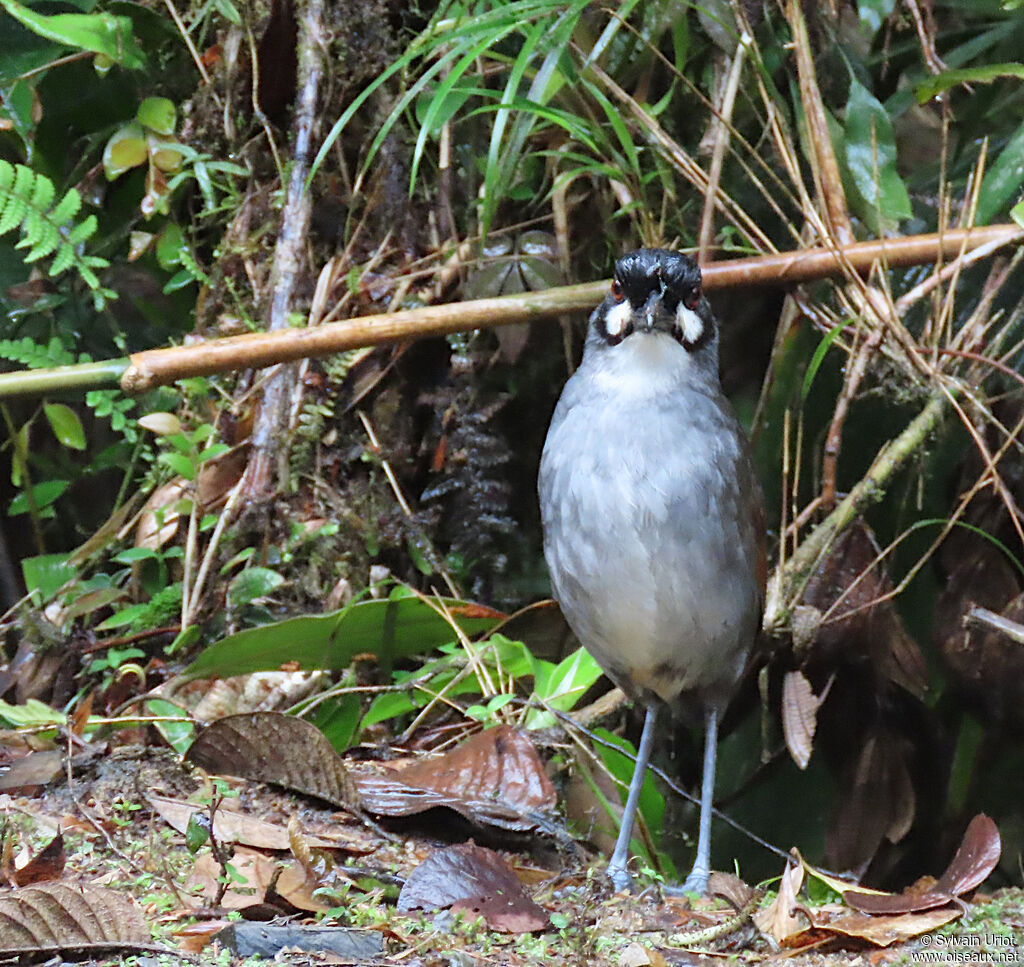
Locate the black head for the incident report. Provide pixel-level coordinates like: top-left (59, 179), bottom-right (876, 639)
top-left (591, 248), bottom-right (714, 352)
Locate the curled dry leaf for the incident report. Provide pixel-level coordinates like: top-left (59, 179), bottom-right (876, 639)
top-left (184, 712), bottom-right (361, 811)
top-left (354, 724), bottom-right (557, 831)
top-left (187, 849), bottom-right (329, 913)
top-left (148, 795), bottom-right (373, 853)
top-left (843, 814), bottom-right (1000, 914)
top-left (136, 479), bottom-right (186, 550)
top-left (0, 882), bottom-right (148, 954)
top-left (397, 843), bottom-right (548, 933)
top-left (781, 670), bottom-right (827, 770)
top-left (11, 832), bottom-right (65, 886)
top-left (753, 856), bottom-right (806, 943)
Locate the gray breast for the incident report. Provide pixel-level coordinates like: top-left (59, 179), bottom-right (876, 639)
top-left (538, 365), bottom-right (762, 710)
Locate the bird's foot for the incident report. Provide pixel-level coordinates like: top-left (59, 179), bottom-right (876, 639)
top-left (663, 866), bottom-right (710, 897)
top-left (606, 862), bottom-right (634, 894)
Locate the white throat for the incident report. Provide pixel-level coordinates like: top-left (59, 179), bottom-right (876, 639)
top-left (590, 331), bottom-right (690, 398)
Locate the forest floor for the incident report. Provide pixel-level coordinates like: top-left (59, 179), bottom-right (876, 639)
top-left (2, 738), bottom-right (1021, 967)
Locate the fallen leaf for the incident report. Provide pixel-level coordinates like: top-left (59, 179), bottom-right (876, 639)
top-left (397, 844), bottom-right (548, 933)
top-left (184, 712), bottom-right (361, 811)
top-left (187, 849), bottom-right (328, 913)
top-left (0, 882), bottom-right (148, 954)
top-left (754, 856), bottom-right (806, 943)
top-left (827, 907), bottom-right (961, 945)
top-left (12, 832), bottom-right (65, 885)
top-left (355, 725), bottom-right (556, 832)
top-left (844, 814), bottom-right (1001, 914)
top-left (148, 795), bottom-right (371, 853)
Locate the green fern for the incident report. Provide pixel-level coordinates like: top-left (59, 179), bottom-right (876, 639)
top-left (0, 160), bottom-right (115, 309)
top-left (0, 336), bottom-right (78, 369)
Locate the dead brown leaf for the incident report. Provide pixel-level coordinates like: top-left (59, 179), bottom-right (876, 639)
top-left (0, 881), bottom-right (148, 954)
top-left (827, 906), bottom-right (961, 945)
top-left (782, 670), bottom-right (827, 770)
top-left (184, 711), bottom-right (361, 811)
top-left (397, 843), bottom-right (548, 933)
top-left (844, 814), bottom-right (1001, 914)
top-left (354, 724), bottom-right (556, 832)
top-left (753, 856), bottom-right (806, 943)
top-left (11, 832), bottom-right (65, 886)
top-left (148, 794), bottom-right (372, 853)
top-left (187, 849), bottom-right (329, 913)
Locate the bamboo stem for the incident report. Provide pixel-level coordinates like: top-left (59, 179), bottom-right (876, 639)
top-left (0, 225), bottom-right (1018, 400)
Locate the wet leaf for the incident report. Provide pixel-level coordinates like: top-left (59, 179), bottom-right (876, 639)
top-left (103, 123), bottom-right (148, 179)
top-left (843, 814), bottom-right (1000, 914)
top-left (136, 95), bottom-right (176, 134)
top-left (354, 725), bottom-right (556, 831)
top-left (398, 844), bottom-right (548, 933)
top-left (185, 712), bottom-right (362, 811)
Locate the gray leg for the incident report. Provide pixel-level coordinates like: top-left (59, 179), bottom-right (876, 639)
top-left (607, 702), bottom-right (658, 892)
top-left (681, 706), bottom-right (719, 894)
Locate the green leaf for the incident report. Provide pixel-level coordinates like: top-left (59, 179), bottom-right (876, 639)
top-left (159, 451), bottom-right (196, 480)
top-left (977, 119), bottom-right (1024, 225)
top-left (182, 594), bottom-right (504, 679)
top-left (9, 479), bottom-right (69, 515)
top-left (1012, 199), bottom-right (1024, 229)
top-left (802, 322), bottom-right (848, 400)
top-left (137, 95), bottom-right (176, 134)
top-left (113, 547), bottom-right (160, 563)
top-left (103, 123), bottom-right (148, 179)
top-left (0, 697), bottom-right (63, 728)
top-left (43, 403), bottom-right (86, 450)
top-left (526, 647), bottom-right (603, 728)
top-left (916, 63), bottom-right (1024, 103)
top-left (21, 553), bottom-right (74, 600)
top-left (185, 811), bottom-right (210, 853)
top-left (591, 726), bottom-right (673, 876)
top-left (0, 0), bottom-right (145, 68)
top-left (228, 567), bottom-right (286, 606)
top-left (843, 77), bottom-right (911, 229)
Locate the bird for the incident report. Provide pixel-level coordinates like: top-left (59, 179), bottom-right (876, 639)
top-left (538, 248), bottom-right (765, 893)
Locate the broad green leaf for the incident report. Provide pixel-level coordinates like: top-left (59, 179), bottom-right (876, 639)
top-left (916, 63), bottom-right (1024, 103)
top-left (159, 451), bottom-right (196, 480)
top-left (9, 479), bottom-right (69, 515)
top-left (103, 123), bottom-right (148, 179)
top-left (182, 595), bottom-right (503, 679)
top-left (1012, 199), bottom-right (1024, 229)
top-left (977, 119), bottom-right (1024, 225)
top-left (843, 78), bottom-right (911, 229)
top-left (0, 0), bottom-right (145, 68)
top-left (0, 697), bottom-right (62, 728)
top-left (146, 698), bottom-right (195, 757)
top-left (228, 567), bottom-right (286, 606)
top-left (137, 95), bottom-right (176, 134)
top-left (43, 403), bottom-right (86, 450)
top-left (591, 726), bottom-right (675, 879)
top-left (526, 647), bottom-right (603, 728)
top-left (21, 553), bottom-right (74, 600)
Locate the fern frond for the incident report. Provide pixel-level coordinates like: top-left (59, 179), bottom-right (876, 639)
top-left (0, 160), bottom-right (112, 307)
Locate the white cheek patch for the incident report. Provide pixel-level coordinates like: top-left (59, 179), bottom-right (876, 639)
top-left (676, 304), bottom-right (705, 344)
top-left (605, 300), bottom-right (632, 338)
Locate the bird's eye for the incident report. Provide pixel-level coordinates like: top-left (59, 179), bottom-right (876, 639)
top-left (684, 286), bottom-right (701, 310)
top-left (610, 279), bottom-right (625, 302)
